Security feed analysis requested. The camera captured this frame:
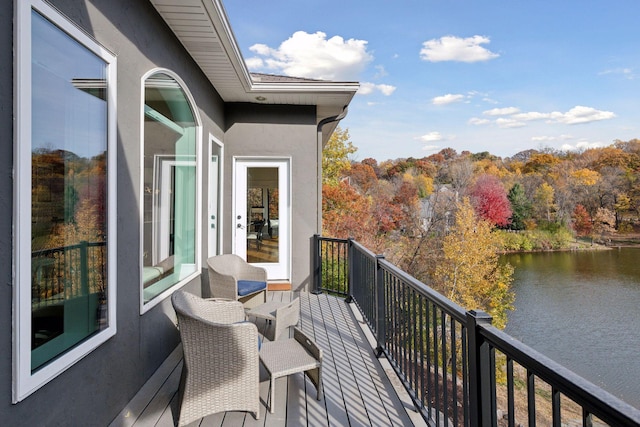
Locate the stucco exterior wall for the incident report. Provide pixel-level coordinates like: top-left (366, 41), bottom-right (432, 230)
top-left (1, 0), bottom-right (225, 424)
top-left (224, 104), bottom-right (319, 292)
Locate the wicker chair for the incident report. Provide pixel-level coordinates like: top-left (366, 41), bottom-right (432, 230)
top-left (171, 290), bottom-right (260, 426)
top-left (207, 254), bottom-right (267, 309)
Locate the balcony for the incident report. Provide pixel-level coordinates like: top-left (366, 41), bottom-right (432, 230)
top-left (110, 290), bottom-right (420, 426)
top-left (110, 236), bottom-right (640, 426)
top-left (312, 236), bottom-right (640, 426)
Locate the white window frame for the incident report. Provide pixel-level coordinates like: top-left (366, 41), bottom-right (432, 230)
top-left (139, 69), bottom-right (202, 314)
top-left (208, 134), bottom-right (224, 258)
top-left (13, 0), bottom-right (117, 402)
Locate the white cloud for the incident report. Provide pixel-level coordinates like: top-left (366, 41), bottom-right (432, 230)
top-left (512, 111), bottom-right (551, 121)
top-left (418, 131), bottom-right (443, 142)
top-left (247, 31), bottom-right (373, 80)
top-left (496, 118), bottom-right (526, 128)
top-left (561, 140), bottom-right (609, 152)
top-left (468, 117), bottom-right (490, 126)
top-left (374, 65), bottom-right (388, 78)
top-left (599, 68), bottom-right (636, 80)
top-left (358, 82), bottom-right (397, 96)
top-left (377, 84), bottom-right (397, 96)
top-left (245, 57), bottom-right (265, 69)
top-left (421, 145), bottom-right (440, 152)
top-left (483, 107), bottom-right (520, 116)
top-left (420, 35), bottom-right (499, 63)
top-left (511, 107), bottom-right (615, 124)
top-left (477, 106), bottom-right (615, 129)
top-left (531, 134), bottom-right (574, 142)
top-left (556, 106), bottom-right (616, 124)
top-left (432, 93), bottom-right (465, 105)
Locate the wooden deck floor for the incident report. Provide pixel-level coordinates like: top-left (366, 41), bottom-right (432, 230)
top-left (111, 292), bottom-right (423, 427)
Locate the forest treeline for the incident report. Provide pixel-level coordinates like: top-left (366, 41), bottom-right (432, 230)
top-left (322, 127), bottom-right (640, 326)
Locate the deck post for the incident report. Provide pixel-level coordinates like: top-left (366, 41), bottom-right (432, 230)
top-left (345, 238), bottom-right (354, 302)
top-left (311, 234), bottom-right (322, 294)
top-left (467, 309), bottom-right (494, 427)
top-left (374, 254), bottom-right (386, 357)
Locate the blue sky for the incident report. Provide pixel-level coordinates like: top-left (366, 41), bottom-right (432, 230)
top-left (224, 1), bottom-right (640, 161)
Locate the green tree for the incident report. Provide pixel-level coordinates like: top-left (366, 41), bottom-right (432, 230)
top-left (434, 198), bottom-right (514, 328)
top-left (507, 183), bottom-right (531, 230)
top-left (322, 127), bottom-right (357, 184)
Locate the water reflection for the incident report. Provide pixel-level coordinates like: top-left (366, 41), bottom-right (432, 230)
top-left (504, 248), bottom-right (640, 409)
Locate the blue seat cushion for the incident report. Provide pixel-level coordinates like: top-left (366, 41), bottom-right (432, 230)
top-left (237, 280), bottom-right (267, 297)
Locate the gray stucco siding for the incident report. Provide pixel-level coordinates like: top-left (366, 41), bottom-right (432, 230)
top-left (224, 104), bottom-right (319, 291)
top-left (2, 0), bottom-right (225, 425)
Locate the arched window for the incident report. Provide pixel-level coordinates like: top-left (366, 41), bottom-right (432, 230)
top-left (141, 71), bottom-right (200, 310)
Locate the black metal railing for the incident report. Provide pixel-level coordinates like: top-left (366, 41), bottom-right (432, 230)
top-left (31, 241), bottom-right (107, 306)
top-left (312, 235), bottom-right (640, 426)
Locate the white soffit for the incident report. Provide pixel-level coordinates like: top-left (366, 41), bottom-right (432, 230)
top-left (149, 0), bottom-right (358, 121)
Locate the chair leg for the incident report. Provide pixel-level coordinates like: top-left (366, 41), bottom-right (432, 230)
top-left (269, 377), bottom-right (276, 413)
top-left (317, 367), bottom-right (323, 401)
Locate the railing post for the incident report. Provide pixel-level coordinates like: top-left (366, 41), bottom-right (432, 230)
top-left (345, 238), bottom-right (354, 303)
top-left (467, 309), bottom-right (494, 427)
top-left (374, 254), bottom-right (386, 358)
top-left (80, 240), bottom-right (89, 297)
top-left (311, 234), bottom-right (322, 294)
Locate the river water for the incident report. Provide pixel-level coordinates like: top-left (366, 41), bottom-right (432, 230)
top-left (503, 247), bottom-right (640, 410)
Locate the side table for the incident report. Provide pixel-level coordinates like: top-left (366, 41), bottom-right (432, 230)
top-left (259, 327), bottom-right (323, 413)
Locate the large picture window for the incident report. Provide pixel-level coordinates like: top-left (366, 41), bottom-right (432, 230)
top-left (14, 0), bottom-right (117, 401)
top-left (141, 71), bottom-right (200, 310)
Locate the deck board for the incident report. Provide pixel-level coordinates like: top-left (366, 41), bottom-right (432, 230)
top-left (118, 291), bottom-right (419, 427)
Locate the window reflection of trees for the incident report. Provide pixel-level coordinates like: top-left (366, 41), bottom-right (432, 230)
top-left (31, 148), bottom-right (108, 354)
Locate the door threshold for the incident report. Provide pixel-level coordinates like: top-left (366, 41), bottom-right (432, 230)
top-left (267, 282), bottom-right (291, 291)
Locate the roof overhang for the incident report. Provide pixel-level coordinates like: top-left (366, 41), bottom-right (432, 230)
top-left (149, 0), bottom-right (359, 143)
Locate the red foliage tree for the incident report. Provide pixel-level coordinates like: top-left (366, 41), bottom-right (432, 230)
top-left (572, 204), bottom-right (592, 236)
top-left (347, 163), bottom-right (378, 194)
top-left (469, 174), bottom-right (512, 227)
top-left (322, 182), bottom-right (374, 241)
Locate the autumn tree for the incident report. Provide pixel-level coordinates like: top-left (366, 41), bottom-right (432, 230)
top-left (322, 127), bottom-right (357, 184)
top-left (591, 207), bottom-right (616, 244)
top-left (522, 153), bottom-right (560, 174)
top-left (571, 204), bottom-right (592, 237)
top-left (469, 174), bottom-right (512, 227)
top-left (433, 198), bottom-right (514, 328)
top-left (392, 177), bottom-right (420, 232)
top-left (322, 181), bottom-right (373, 242)
top-left (448, 158), bottom-right (474, 195)
top-left (614, 193), bottom-right (632, 229)
top-left (347, 162), bottom-right (378, 195)
top-left (414, 174), bottom-right (434, 198)
top-left (534, 182), bottom-right (555, 223)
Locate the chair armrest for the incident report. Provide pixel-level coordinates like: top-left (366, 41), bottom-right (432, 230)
top-left (238, 263), bottom-right (267, 282)
top-left (293, 327), bottom-right (322, 361)
top-left (208, 267), bottom-right (239, 300)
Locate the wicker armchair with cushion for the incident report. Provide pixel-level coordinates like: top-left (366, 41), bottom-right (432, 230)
top-left (207, 254), bottom-right (267, 308)
top-left (171, 290), bottom-right (260, 426)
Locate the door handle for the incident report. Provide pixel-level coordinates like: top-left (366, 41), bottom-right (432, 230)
top-left (237, 224), bottom-right (244, 229)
